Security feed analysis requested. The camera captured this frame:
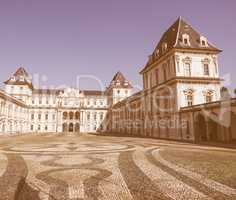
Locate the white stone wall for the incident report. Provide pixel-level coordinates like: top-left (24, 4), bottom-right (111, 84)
top-left (112, 88), bottom-right (132, 105)
top-left (175, 52), bottom-right (219, 78)
top-left (176, 82), bottom-right (221, 109)
top-left (5, 85), bottom-right (32, 103)
top-left (80, 110), bottom-right (107, 132)
top-left (0, 93), bottom-right (29, 135)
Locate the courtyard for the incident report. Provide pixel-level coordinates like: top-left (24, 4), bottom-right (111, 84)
top-left (0, 133), bottom-right (236, 200)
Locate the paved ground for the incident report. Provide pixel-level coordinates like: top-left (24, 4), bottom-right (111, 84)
top-left (0, 133), bottom-right (236, 200)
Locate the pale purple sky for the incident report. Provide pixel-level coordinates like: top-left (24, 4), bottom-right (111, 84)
top-left (0, 0), bottom-right (235, 90)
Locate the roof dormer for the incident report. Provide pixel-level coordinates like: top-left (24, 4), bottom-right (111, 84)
top-left (200, 36), bottom-right (208, 47)
top-left (162, 42), bottom-right (168, 53)
top-left (182, 34), bottom-right (190, 46)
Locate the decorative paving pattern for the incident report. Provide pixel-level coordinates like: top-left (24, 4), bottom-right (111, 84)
top-left (0, 134), bottom-right (236, 200)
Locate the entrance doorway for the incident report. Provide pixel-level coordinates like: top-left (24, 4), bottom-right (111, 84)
top-left (69, 123), bottom-right (74, 132)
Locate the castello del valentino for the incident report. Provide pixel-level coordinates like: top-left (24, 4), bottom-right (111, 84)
top-left (1, 17), bottom-right (236, 143)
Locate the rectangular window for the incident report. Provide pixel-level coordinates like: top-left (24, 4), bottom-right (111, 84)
top-left (206, 95), bottom-right (212, 103)
top-left (31, 114), bottom-right (34, 120)
top-left (38, 114), bottom-right (41, 120)
top-left (215, 65), bottom-right (218, 74)
top-left (45, 114), bottom-right (48, 120)
top-left (155, 69), bottom-right (159, 85)
top-left (204, 64), bottom-right (209, 76)
top-left (186, 95), bottom-right (193, 106)
top-left (100, 113), bottom-right (103, 120)
top-left (31, 125), bottom-right (34, 130)
top-left (163, 68), bottom-right (167, 81)
top-left (184, 63), bottom-right (191, 76)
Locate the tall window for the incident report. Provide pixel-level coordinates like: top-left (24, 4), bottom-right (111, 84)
top-left (149, 73), bottom-right (152, 88)
top-left (206, 95), bottom-right (212, 103)
top-left (184, 63), bottom-right (191, 76)
top-left (205, 90), bottom-right (213, 103)
top-left (94, 113), bottom-right (97, 120)
top-left (31, 114), bottom-right (34, 120)
top-left (87, 113), bottom-right (90, 120)
top-left (38, 114), bottom-right (41, 120)
top-left (184, 90), bottom-right (194, 106)
top-left (155, 69), bottom-right (159, 85)
top-left (203, 64), bottom-right (209, 76)
top-left (163, 68), bottom-right (167, 81)
top-left (100, 113), bottom-right (103, 120)
top-left (186, 94), bottom-right (193, 106)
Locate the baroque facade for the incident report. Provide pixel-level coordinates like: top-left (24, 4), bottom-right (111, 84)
top-left (1, 17), bottom-right (236, 142)
top-left (0, 68), bottom-right (132, 135)
top-left (108, 17), bottom-right (236, 143)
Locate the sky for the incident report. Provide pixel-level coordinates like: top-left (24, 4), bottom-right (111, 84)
top-left (0, 0), bottom-right (235, 91)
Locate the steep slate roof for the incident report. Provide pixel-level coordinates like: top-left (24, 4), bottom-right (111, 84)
top-left (32, 89), bottom-right (106, 96)
top-left (13, 67), bottom-right (29, 77)
top-left (108, 71), bottom-right (133, 89)
top-left (140, 17), bottom-right (221, 73)
top-left (32, 89), bottom-right (63, 95)
top-left (4, 67), bottom-right (34, 89)
top-left (82, 90), bottom-right (106, 96)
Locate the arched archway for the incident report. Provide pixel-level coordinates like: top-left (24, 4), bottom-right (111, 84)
top-left (75, 112), bottom-right (80, 120)
top-left (63, 112), bottom-right (68, 120)
top-left (195, 114), bottom-right (207, 142)
top-left (69, 123), bottom-right (74, 132)
top-left (63, 123), bottom-right (68, 132)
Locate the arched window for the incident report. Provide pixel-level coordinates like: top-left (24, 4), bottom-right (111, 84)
top-left (63, 112), bottom-right (68, 120)
top-left (69, 112), bottom-right (74, 120)
top-left (75, 112), bottom-right (80, 120)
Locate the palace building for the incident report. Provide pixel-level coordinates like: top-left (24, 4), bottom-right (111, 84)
top-left (0, 68), bottom-right (132, 134)
top-left (1, 17), bottom-right (236, 142)
top-left (107, 17), bottom-right (236, 143)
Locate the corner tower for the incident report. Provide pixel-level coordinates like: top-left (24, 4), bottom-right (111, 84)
top-left (4, 67), bottom-right (33, 103)
top-left (140, 17), bottom-right (222, 110)
top-left (107, 71), bottom-right (133, 106)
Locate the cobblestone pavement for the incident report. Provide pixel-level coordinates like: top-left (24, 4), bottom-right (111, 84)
top-left (0, 133), bottom-right (236, 200)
